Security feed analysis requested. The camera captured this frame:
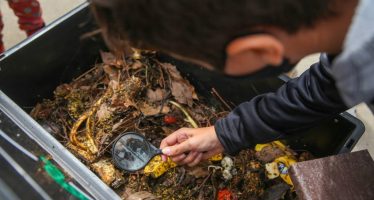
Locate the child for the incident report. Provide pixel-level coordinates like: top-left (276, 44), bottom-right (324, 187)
top-left (91, 0), bottom-right (373, 166)
top-left (0, 0), bottom-right (44, 53)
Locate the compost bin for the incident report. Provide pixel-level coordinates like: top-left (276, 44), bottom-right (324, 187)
top-left (0, 2), bottom-right (365, 200)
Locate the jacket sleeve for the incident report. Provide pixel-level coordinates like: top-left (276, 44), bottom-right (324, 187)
top-left (215, 54), bottom-right (348, 155)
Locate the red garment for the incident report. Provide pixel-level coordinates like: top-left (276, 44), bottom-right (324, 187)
top-left (0, 0), bottom-right (44, 53)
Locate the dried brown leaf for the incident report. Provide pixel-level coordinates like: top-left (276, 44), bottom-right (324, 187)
top-left (108, 80), bottom-right (120, 91)
top-left (146, 88), bottom-right (168, 103)
top-left (162, 63), bottom-right (198, 107)
top-left (103, 65), bottom-right (119, 81)
top-left (91, 159), bottom-right (116, 185)
top-left (188, 167), bottom-right (210, 178)
top-left (100, 51), bottom-right (117, 66)
top-left (112, 121), bottom-right (123, 132)
top-left (190, 112), bottom-right (205, 122)
top-left (54, 83), bottom-right (72, 97)
top-left (96, 103), bottom-right (114, 121)
top-left (138, 102), bottom-right (170, 116)
top-left (126, 191), bottom-right (156, 200)
top-left (255, 146), bottom-right (286, 163)
top-left (161, 127), bottom-right (174, 136)
top-left (111, 93), bottom-right (137, 108)
top-left (131, 60), bottom-right (143, 70)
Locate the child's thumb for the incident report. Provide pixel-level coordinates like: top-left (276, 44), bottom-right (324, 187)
top-left (162, 141), bottom-right (190, 156)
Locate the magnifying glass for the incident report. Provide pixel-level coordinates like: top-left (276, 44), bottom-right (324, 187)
top-left (112, 132), bottom-right (163, 172)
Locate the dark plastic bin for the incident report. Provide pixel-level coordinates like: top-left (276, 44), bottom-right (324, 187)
top-left (0, 2), bottom-right (366, 198)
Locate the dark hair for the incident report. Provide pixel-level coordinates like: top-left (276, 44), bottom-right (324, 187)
top-left (91, 0), bottom-right (337, 69)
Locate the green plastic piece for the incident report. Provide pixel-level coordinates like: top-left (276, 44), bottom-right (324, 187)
top-left (40, 156), bottom-right (88, 200)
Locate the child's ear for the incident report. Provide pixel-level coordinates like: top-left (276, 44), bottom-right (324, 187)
top-left (224, 34), bottom-right (284, 75)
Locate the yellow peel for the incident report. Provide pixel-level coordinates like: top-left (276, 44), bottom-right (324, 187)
top-left (274, 156), bottom-right (297, 186)
top-left (255, 140), bottom-right (287, 152)
top-left (144, 155), bottom-right (177, 178)
top-left (255, 143), bottom-right (270, 152)
top-left (209, 154), bottom-right (223, 161)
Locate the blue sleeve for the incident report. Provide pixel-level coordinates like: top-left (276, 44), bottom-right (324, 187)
top-left (215, 54), bottom-right (348, 155)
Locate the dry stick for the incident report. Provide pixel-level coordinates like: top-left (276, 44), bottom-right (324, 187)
top-left (73, 65), bottom-right (99, 82)
top-left (61, 122), bottom-right (69, 141)
top-left (150, 59), bottom-right (165, 88)
top-left (211, 172), bottom-right (217, 200)
top-left (176, 167), bottom-right (186, 185)
top-left (169, 101), bottom-right (198, 128)
top-left (189, 172), bottom-right (212, 198)
top-left (157, 62), bottom-right (166, 88)
top-left (124, 56), bottom-right (131, 79)
top-left (96, 136), bottom-right (121, 158)
top-left (211, 88), bottom-right (233, 111)
top-left (58, 111), bottom-right (72, 137)
top-left (136, 172), bottom-right (141, 192)
top-left (79, 29), bottom-right (102, 40)
top-left (132, 68), bottom-right (145, 77)
top-left (117, 70), bottom-right (122, 83)
top-left (111, 116), bottom-right (134, 133)
top-left (154, 59), bottom-right (173, 90)
top-left (145, 63), bottom-right (149, 86)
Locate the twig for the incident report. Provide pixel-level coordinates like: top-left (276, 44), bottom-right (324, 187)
top-left (154, 59), bottom-right (174, 91)
top-left (211, 88), bottom-right (233, 111)
top-left (210, 172), bottom-right (217, 200)
top-left (79, 29), bottom-right (102, 40)
top-left (157, 63), bottom-right (166, 88)
top-left (145, 64), bottom-right (149, 86)
top-left (73, 65), bottom-right (99, 82)
top-left (97, 136), bottom-right (120, 157)
top-left (176, 167), bottom-right (186, 185)
top-left (189, 172), bottom-right (212, 197)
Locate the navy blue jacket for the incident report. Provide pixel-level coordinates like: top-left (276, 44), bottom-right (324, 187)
top-left (215, 54), bottom-right (348, 155)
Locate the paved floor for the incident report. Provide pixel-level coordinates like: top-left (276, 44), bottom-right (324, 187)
top-left (1, 1), bottom-right (373, 156)
top-left (1, 0), bottom-right (85, 49)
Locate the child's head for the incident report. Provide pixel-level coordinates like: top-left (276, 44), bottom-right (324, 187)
top-left (92, 0), bottom-right (352, 76)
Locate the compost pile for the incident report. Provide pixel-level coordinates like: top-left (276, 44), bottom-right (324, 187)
top-left (31, 51), bottom-right (312, 200)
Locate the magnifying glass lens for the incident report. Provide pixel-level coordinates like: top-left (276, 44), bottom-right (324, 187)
top-left (112, 132), bottom-right (161, 172)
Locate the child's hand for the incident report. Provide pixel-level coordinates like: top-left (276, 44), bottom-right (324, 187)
top-left (160, 126), bottom-right (224, 167)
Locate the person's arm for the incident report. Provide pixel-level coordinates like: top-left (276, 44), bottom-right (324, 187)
top-left (215, 53), bottom-right (348, 155)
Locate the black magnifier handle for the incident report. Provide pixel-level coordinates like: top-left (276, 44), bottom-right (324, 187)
top-left (112, 132), bottom-right (167, 172)
top-left (149, 143), bottom-right (163, 156)
top-left (153, 148), bottom-right (163, 155)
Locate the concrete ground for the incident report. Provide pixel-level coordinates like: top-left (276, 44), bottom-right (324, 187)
top-left (1, 1), bottom-right (373, 156)
top-left (0, 0), bottom-right (85, 49)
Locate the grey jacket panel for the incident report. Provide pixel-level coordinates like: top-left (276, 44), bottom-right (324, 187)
top-left (333, 0), bottom-right (374, 109)
top-left (333, 36), bottom-right (374, 107)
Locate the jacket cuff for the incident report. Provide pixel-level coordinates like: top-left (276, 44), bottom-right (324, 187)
top-left (214, 118), bottom-right (253, 156)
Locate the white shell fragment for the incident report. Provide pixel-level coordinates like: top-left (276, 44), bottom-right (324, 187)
top-left (221, 156), bottom-right (234, 180)
top-left (221, 156), bottom-right (234, 171)
top-left (265, 162), bottom-right (280, 179)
